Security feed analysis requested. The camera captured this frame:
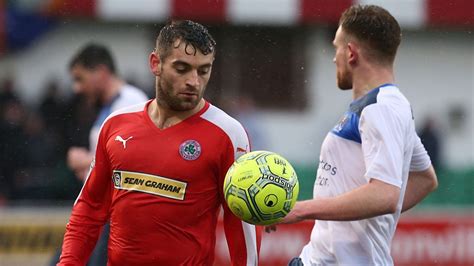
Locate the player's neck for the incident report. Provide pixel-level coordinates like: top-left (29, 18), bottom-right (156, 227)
top-left (101, 76), bottom-right (124, 104)
top-left (148, 99), bottom-right (205, 130)
top-left (352, 65), bottom-right (394, 100)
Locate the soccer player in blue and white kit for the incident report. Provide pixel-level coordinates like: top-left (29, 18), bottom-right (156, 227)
top-left (280, 5), bottom-right (438, 266)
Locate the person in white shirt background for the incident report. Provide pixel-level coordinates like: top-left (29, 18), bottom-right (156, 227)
top-left (52, 43), bottom-right (148, 266)
top-left (67, 43), bottom-right (148, 182)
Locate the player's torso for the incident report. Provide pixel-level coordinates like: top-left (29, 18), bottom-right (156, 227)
top-left (309, 85), bottom-right (415, 265)
top-left (313, 108), bottom-right (367, 199)
top-left (313, 85), bottom-right (414, 198)
top-left (102, 104), bottom-right (231, 264)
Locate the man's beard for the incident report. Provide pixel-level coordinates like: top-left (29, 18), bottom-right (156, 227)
top-left (156, 77), bottom-right (203, 112)
top-left (337, 71), bottom-right (352, 91)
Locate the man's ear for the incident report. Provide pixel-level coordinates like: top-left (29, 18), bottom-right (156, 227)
top-left (149, 51), bottom-right (161, 76)
top-left (347, 42), bottom-right (358, 66)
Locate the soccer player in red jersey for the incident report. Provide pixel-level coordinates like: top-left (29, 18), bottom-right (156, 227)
top-left (58, 20), bottom-right (261, 265)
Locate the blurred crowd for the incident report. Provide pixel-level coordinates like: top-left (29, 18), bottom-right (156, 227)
top-left (0, 76), bottom-right (96, 204)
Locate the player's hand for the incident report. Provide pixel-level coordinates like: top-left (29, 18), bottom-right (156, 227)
top-left (67, 147), bottom-right (92, 181)
top-left (280, 211), bottom-right (303, 224)
top-left (74, 168), bottom-right (89, 182)
top-left (266, 203), bottom-right (305, 233)
top-left (67, 147), bottom-right (90, 169)
top-left (280, 202), bottom-right (305, 224)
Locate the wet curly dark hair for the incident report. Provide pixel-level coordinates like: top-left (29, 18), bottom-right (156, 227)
top-left (156, 20), bottom-right (216, 60)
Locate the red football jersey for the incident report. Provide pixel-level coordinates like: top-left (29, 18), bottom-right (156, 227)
top-left (59, 100), bottom-right (261, 266)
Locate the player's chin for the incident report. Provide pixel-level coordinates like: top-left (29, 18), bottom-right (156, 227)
top-left (337, 81), bottom-right (352, 91)
top-left (174, 100), bottom-right (200, 111)
top-left (336, 75), bottom-right (352, 90)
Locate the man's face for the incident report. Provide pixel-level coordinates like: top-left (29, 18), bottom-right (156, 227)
top-left (333, 26), bottom-right (353, 91)
top-left (70, 64), bottom-right (102, 99)
top-left (153, 40), bottom-right (214, 111)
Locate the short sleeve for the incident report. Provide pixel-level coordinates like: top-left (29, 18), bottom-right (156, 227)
top-left (359, 104), bottom-right (404, 188)
top-left (410, 135), bottom-right (431, 171)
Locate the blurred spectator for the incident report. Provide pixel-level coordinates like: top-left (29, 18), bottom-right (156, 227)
top-left (0, 77), bottom-right (21, 117)
top-left (40, 79), bottom-right (67, 133)
top-left (13, 112), bottom-right (59, 199)
top-left (419, 117), bottom-right (442, 170)
top-left (0, 77), bottom-right (19, 102)
top-left (66, 43), bottom-right (148, 181)
top-left (0, 99), bottom-right (27, 200)
top-left (22, 112), bottom-right (58, 168)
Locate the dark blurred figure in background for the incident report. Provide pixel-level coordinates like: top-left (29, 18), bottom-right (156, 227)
top-left (0, 77), bottom-right (19, 106)
top-left (14, 112), bottom-right (60, 199)
top-left (0, 77), bottom-right (26, 202)
top-left (0, 76), bottom-right (85, 202)
top-left (40, 79), bottom-right (67, 138)
top-left (419, 117), bottom-right (442, 170)
top-left (0, 98), bottom-right (27, 202)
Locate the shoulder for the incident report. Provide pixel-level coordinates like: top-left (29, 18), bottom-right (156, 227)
top-left (112, 84), bottom-right (149, 111)
top-left (352, 84), bottom-right (409, 115)
top-left (361, 85), bottom-right (411, 119)
top-left (121, 84), bottom-right (148, 99)
top-left (376, 85), bottom-right (410, 107)
top-left (103, 101), bottom-right (148, 129)
top-left (360, 86), bottom-right (414, 135)
top-left (200, 104), bottom-right (249, 148)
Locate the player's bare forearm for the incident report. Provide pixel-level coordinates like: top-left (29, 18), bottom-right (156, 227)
top-left (282, 179), bottom-right (400, 223)
top-left (402, 165), bottom-right (438, 213)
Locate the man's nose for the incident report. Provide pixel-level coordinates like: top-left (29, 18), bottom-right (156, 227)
top-left (186, 71), bottom-right (200, 87)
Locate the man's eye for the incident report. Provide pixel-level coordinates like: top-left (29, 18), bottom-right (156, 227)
top-left (198, 69), bottom-right (210, 75)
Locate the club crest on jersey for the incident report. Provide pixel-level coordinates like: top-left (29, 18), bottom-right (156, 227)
top-left (113, 172), bottom-right (122, 188)
top-left (179, 140), bottom-right (201, 161)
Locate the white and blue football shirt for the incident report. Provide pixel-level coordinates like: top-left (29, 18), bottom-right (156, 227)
top-left (300, 84), bottom-right (431, 266)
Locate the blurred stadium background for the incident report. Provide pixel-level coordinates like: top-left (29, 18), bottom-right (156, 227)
top-left (0, 0), bottom-right (472, 265)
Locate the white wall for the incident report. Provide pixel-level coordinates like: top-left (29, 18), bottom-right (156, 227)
top-left (0, 21), bottom-right (153, 103)
top-left (396, 30), bottom-right (474, 168)
top-left (258, 28), bottom-right (474, 168)
top-left (1, 24), bottom-right (472, 168)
